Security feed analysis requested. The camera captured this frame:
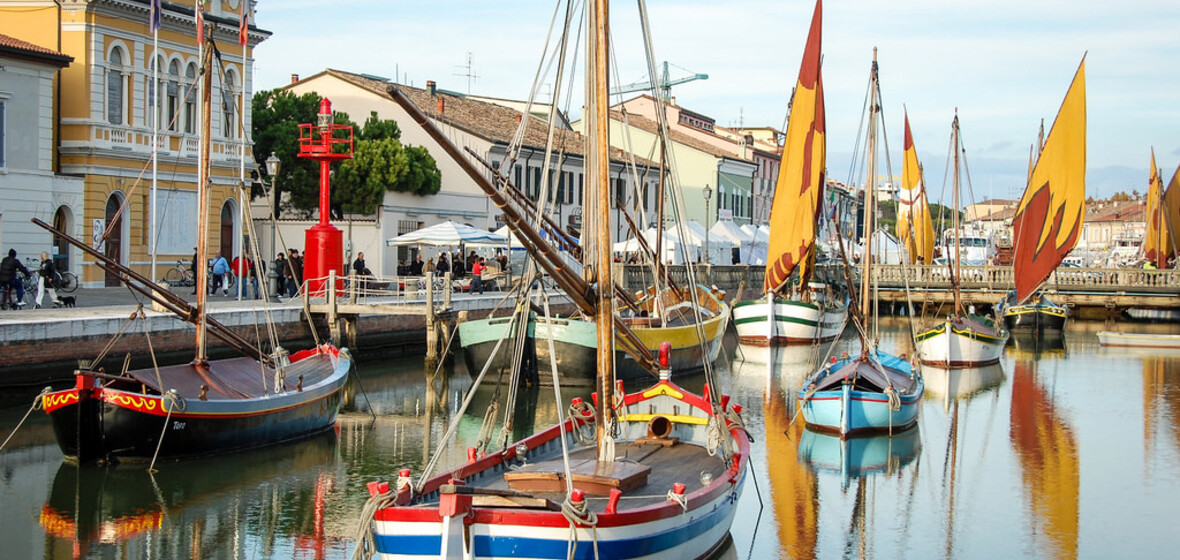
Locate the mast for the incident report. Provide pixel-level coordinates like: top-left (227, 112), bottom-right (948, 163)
top-left (951, 113), bottom-right (963, 316)
top-left (589, 0), bottom-right (615, 463)
top-left (195, 38), bottom-right (212, 365)
top-left (859, 49), bottom-right (878, 331)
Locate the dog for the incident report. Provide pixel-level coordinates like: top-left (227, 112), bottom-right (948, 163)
top-left (55, 296), bottom-right (76, 308)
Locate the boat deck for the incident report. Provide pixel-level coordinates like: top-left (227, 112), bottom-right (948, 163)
top-left (481, 440), bottom-right (730, 511)
top-left (125, 353), bottom-right (335, 399)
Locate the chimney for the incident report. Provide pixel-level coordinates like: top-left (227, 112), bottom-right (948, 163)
top-left (437, 97), bottom-right (445, 115)
top-left (516, 114), bottom-right (522, 124)
top-left (427, 80), bottom-right (437, 96)
top-left (290, 73), bottom-right (299, 84)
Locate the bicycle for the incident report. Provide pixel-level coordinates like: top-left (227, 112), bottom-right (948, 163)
top-left (164, 260), bottom-right (196, 287)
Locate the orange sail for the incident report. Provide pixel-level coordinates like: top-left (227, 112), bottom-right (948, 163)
top-left (765, 0), bottom-right (825, 292)
top-left (1010, 59), bottom-right (1086, 301)
top-left (897, 112), bottom-right (935, 264)
top-left (1144, 150), bottom-right (1172, 267)
top-left (1164, 163), bottom-right (1180, 266)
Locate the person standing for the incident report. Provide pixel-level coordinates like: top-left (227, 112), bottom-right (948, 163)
top-left (0, 249), bottom-right (30, 307)
top-left (274, 252), bottom-right (288, 297)
top-left (435, 254), bottom-right (450, 276)
top-left (35, 252), bottom-right (62, 308)
top-left (352, 252), bottom-right (368, 276)
top-left (190, 248), bottom-right (198, 295)
top-left (210, 251), bottom-right (230, 296)
top-left (232, 253), bottom-right (256, 299)
top-left (287, 249), bottom-right (302, 297)
top-left (409, 255), bottom-right (424, 276)
top-left (471, 256), bottom-right (485, 295)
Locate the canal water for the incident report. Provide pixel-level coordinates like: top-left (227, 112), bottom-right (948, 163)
top-left (2, 319), bottom-right (1178, 559)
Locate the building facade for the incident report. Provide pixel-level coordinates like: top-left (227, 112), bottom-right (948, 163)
top-left (0, 0), bottom-right (265, 287)
top-left (0, 33), bottom-right (81, 270)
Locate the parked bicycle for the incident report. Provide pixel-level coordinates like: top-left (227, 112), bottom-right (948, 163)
top-left (164, 260), bottom-right (196, 287)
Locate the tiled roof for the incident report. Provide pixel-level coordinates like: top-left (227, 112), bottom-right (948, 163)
top-left (609, 109), bottom-right (746, 160)
top-left (976, 206), bottom-right (1017, 222)
top-left (324, 69), bottom-right (657, 168)
top-left (1087, 201), bottom-right (1145, 223)
top-left (0, 33), bottom-right (72, 66)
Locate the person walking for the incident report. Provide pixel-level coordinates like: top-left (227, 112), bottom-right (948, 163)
top-left (35, 252), bottom-right (63, 308)
top-left (210, 251), bottom-right (230, 296)
top-left (0, 248), bottom-right (30, 308)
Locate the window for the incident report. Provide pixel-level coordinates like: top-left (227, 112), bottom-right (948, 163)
top-left (532, 167), bottom-right (541, 199)
top-left (148, 56), bottom-right (165, 130)
top-left (166, 60), bottom-right (180, 132)
top-left (514, 165), bottom-right (522, 192)
top-left (106, 47), bottom-right (126, 125)
top-left (0, 100), bottom-right (6, 168)
top-left (184, 62), bottom-right (197, 133)
top-left (222, 72), bottom-right (236, 139)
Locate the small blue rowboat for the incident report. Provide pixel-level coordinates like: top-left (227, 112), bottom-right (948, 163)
top-left (798, 350), bottom-right (924, 437)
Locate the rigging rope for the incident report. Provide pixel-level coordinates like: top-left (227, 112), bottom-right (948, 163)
top-left (349, 487), bottom-right (397, 560)
top-left (0, 387), bottom-right (51, 454)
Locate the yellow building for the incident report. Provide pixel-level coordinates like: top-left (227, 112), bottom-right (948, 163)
top-left (0, 0), bottom-right (266, 287)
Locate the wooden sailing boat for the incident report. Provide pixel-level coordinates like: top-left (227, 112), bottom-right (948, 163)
top-left (797, 49), bottom-right (924, 437)
top-left (732, 0), bottom-right (848, 346)
top-left (997, 59), bottom-right (1087, 334)
top-left (915, 113), bottom-right (1009, 367)
top-left (35, 34), bottom-right (350, 465)
top-left (357, 2), bottom-right (748, 558)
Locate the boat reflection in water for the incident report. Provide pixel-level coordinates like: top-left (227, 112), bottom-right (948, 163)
top-left (923, 363), bottom-right (1005, 408)
top-left (797, 427), bottom-right (922, 485)
top-left (1009, 355), bottom-right (1079, 559)
top-left (40, 431), bottom-right (340, 559)
top-left (1143, 355), bottom-right (1180, 456)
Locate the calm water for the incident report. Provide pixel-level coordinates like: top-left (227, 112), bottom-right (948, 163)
top-left (2, 320), bottom-right (1179, 559)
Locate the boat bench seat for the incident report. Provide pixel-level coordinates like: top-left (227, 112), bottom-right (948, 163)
top-left (503, 458), bottom-right (651, 496)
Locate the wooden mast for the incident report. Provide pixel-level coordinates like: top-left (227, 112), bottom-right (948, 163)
top-left (859, 49), bottom-right (879, 344)
top-left (194, 37), bottom-right (212, 365)
top-left (590, 0), bottom-right (615, 463)
top-left (951, 113), bottom-right (964, 316)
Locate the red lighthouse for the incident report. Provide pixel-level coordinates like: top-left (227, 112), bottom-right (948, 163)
top-left (297, 98), bottom-right (353, 294)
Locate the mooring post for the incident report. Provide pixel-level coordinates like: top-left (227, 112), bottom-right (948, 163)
top-left (425, 273), bottom-right (438, 365)
top-left (443, 272), bottom-right (452, 308)
top-left (328, 269), bottom-right (340, 346)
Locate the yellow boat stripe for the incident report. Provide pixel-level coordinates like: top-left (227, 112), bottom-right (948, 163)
top-left (622, 413), bottom-right (709, 426)
top-left (642, 384), bottom-right (684, 399)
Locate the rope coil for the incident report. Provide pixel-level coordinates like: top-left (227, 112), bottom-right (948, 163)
top-left (561, 495), bottom-right (600, 560)
top-left (666, 489), bottom-right (688, 512)
top-left (568, 400), bottom-right (598, 446)
top-left (349, 489), bottom-right (397, 560)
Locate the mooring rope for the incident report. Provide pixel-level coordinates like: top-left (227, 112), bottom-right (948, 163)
top-left (349, 487), bottom-right (397, 560)
top-left (147, 389), bottom-right (184, 473)
top-left (561, 495), bottom-right (600, 560)
top-left (0, 387), bottom-right (51, 454)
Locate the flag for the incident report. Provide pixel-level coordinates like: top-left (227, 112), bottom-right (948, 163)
top-left (195, 1), bottom-right (205, 46)
top-left (149, 0), bottom-right (162, 33)
top-left (239, 5), bottom-right (249, 47)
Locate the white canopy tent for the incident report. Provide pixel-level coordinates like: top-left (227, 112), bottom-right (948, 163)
top-left (386, 221), bottom-right (508, 247)
top-left (613, 226), bottom-right (700, 265)
top-left (673, 221), bottom-right (737, 265)
top-left (710, 220), bottom-right (766, 265)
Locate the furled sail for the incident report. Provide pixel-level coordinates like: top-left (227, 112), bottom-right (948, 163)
top-left (1145, 150), bottom-right (1172, 268)
top-left (765, 0), bottom-right (825, 292)
top-left (1010, 59), bottom-right (1086, 301)
top-left (897, 112), bottom-right (935, 264)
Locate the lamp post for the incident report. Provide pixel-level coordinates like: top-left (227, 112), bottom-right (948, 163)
top-left (702, 184), bottom-right (712, 264)
top-left (265, 152), bottom-right (281, 299)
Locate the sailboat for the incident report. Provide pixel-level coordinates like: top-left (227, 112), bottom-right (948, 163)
top-left (797, 48), bottom-right (924, 437)
top-left (34, 35), bottom-right (350, 465)
top-left (732, 0), bottom-right (847, 346)
top-left (355, 2), bottom-right (748, 558)
top-left (897, 113), bottom-right (935, 268)
top-left (914, 113), bottom-right (1009, 367)
top-left (997, 59), bottom-right (1087, 334)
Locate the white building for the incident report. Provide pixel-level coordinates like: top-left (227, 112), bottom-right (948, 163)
top-left (0, 34), bottom-right (83, 271)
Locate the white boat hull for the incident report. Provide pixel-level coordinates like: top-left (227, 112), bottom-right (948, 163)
top-left (732, 296), bottom-right (846, 346)
top-left (915, 318), bottom-right (1008, 368)
top-left (1097, 331), bottom-right (1180, 349)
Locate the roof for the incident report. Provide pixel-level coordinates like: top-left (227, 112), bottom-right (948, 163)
top-left (609, 109), bottom-right (748, 160)
top-left (319, 69), bottom-right (658, 168)
top-left (0, 33), bottom-right (72, 67)
top-left (977, 206), bottom-right (1017, 222)
top-left (1087, 201), bottom-right (1145, 223)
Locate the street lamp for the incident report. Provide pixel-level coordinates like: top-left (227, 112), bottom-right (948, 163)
top-left (265, 152), bottom-right (281, 299)
top-left (702, 184), bottom-right (712, 264)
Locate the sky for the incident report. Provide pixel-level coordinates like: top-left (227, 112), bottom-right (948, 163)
top-left (252, 0), bottom-right (1180, 205)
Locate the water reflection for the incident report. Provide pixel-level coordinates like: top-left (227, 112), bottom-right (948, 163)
top-left (798, 428), bottom-right (922, 484)
top-left (41, 431), bottom-right (341, 559)
top-left (923, 363), bottom-right (1005, 408)
top-left (1142, 355), bottom-right (1180, 466)
top-left (1009, 356), bottom-right (1079, 560)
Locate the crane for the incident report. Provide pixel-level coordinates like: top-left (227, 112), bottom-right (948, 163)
top-left (611, 61), bottom-right (708, 101)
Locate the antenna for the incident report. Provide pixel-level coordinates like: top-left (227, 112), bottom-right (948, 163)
top-left (453, 52), bottom-right (480, 94)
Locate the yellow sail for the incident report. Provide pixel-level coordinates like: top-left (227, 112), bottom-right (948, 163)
top-left (1010, 58), bottom-right (1086, 301)
top-left (897, 112), bottom-right (935, 264)
top-left (1145, 150), bottom-right (1172, 268)
top-left (765, 0), bottom-right (825, 292)
top-left (1164, 163), bottom-right (1180, 266)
